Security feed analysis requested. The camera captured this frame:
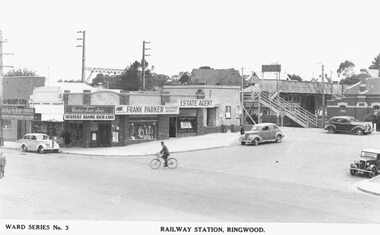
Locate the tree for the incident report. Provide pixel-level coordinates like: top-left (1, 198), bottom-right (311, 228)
top-left (178, 72), bottom-right (190, 85)
top-left (339, 73), bottom-right (370, 85)
top-left (369, 53), bottom-right (380, 70)
top-left (6, 68), bottom-right (36, 76)
top-left (287, 74), bottom-right (303, 82)
top-left (337, 60), bottom-right (355, 78)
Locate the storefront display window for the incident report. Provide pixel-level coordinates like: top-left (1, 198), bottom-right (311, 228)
top-left (178, 117), bottom-right (196, 133)
top-left (2, 120), bottom-right (11, 129)
top-left (129, 122), bottom-right (156, 140)
top-left (225, 106), bottom-right (231, 119)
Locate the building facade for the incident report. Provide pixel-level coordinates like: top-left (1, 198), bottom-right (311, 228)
top-left (2, 76), bottom-right (45, 141)
top-left (59, 85), bottom-right (241, 148)
top-left (327, 77), bottom-right (380, 121)
top-left (163, 85), bottom-right (241, 136)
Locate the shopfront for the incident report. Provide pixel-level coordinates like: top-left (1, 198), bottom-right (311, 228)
top-left (115, 104), bottom-right (179, 144)
top-left (64, 105), bottom-right (116, 147)
top-left (1, 106), bottom-right (34, 141)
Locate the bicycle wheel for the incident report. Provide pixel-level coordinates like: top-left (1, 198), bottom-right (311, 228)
top-left (167, 158), bottom-right (178, 169)
top-left (150, 158), bottom-right (161, 169)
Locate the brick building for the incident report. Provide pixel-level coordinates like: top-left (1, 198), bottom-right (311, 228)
top-left (327, 77), bottom-right (380, 121)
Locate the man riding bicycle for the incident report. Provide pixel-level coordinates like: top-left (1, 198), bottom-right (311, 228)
top-left (160, 141), bottom-right (170, 167)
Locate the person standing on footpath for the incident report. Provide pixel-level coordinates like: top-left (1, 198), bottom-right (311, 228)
top-left (0, 152), bottom-right (6, 178)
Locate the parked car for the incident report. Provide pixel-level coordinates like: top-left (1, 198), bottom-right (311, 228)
top-left (324, 116), bottom-right (373, 135)
top-left (350, 148), bottom-right (380, 178)
top-left (20, 133), bottom-right (60, 153)
top-left (239, 123), bottom-right (284, 146)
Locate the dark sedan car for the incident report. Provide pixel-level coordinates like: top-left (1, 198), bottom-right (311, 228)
top-left (324, 116), bottom-right (372, 135)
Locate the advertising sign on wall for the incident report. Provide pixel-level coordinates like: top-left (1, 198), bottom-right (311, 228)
top-left (64, 105), bottom-right (115, 120)
top-left (178, 99), bottom-right (214, 108)
top-left (115, 105), bottom-right (179, 115)
top-left (1, 106), bottom-right (35, 120)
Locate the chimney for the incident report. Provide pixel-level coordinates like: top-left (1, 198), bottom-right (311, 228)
top-left (359, 77), bottom-right (367, 93)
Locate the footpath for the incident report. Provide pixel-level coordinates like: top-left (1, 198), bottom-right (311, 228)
top-left (2, 132), bottom-right (241, 157)
top-left (357, 175), bottom-right (380, 196)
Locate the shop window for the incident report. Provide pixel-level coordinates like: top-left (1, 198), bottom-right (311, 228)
top-left (129, 122), bottom-right (156, 140)
top-left (2, 120), bottom-right (11, 129)
top-left (225, 106), bottom-right (231, 119)
top-left (177, 117), bottom-right (196, 133)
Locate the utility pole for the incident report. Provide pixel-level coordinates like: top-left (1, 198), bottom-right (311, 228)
top-left (142, 41), bottom-right (150, 90)
top-left (321, 64), bottom-right (325, 128)
top-left (76, 31), bottom-right (86, 83)
top-left (240, 67), bottom-right (244, 126)
top-left (0, 31), bottom-right (13, 147)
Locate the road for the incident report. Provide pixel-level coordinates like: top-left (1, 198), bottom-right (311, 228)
top-left (1, 128), bottom-right (380, 222)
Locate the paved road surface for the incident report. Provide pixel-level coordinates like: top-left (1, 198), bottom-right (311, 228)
top-left (1, 128), bottom-right (380, 222)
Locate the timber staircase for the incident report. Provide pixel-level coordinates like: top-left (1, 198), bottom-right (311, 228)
top-left (243, 86), bottom-right (318, 128)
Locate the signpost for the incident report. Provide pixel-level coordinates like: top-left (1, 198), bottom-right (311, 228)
top-left (1, 106), bottom-right (35, 120)
top-left (115, 104), bottom-right (179, 115)
top-left (178, 99), bottom-right (214, 108)
top-left (64, 105), bottom-right (115, 120)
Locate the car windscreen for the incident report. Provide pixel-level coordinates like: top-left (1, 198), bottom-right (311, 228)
top-left (361, 151), bottom-right (377, 159)
top-left (251, 126), bottom-right (262, 131)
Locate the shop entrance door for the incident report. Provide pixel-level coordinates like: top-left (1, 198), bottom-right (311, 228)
top-left (169, 117), bottom-right (177, 137)
top-left (98, 123), bottom-right (111, 147)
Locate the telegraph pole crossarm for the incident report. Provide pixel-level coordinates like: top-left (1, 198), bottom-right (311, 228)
top-left (142, 41), bottom-right (151, 90)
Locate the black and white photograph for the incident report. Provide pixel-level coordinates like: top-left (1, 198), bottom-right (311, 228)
top-left (1, 0), bottom-right (380, 234)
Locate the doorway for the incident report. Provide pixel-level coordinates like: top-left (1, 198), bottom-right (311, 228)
top-left (169, 117), bottom-right (177, 137)
top-left (98, 123), bottom-right (111, 147)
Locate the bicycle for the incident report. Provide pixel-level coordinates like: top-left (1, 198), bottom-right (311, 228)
top-left (150, 153), bottom-right (178, 169)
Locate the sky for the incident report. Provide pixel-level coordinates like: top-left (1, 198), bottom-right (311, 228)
top-left (1, 0), bottom-right (380, 84)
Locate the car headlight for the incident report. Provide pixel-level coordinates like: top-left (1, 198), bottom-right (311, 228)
top-left (366, 162), bottom-right (370, 166)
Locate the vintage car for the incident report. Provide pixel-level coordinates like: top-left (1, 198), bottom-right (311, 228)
top-left (239, 123), bottom-right (284, 146)
top-left (324, 116), bottom-right (372, 135)
top-left (19, 133), bottom-right (60, 153)
top-left (350, 148), bottom-right (380, 178)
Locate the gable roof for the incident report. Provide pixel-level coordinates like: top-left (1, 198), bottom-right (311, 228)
top-left (345, 77), bottom-right (380, 95)
top-left (244, 79), bottom-right (344, 95)
top-left (190, 68), bottom-right (241, 86)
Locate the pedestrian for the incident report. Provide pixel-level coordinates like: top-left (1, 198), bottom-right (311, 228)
top-left (0, 152), bottom-right (6, 179)
top-left (240, 126), bottom-right (245, 135)
top-left (159, 141), bottom-right (170, 167)
top-left (63, 131), bottom-right (71, 148)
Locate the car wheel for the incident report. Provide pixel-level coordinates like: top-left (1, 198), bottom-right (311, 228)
top-left (327, 127), bottom-right (335, 134)
top-left (356, 129), bottom-right (364, 135)
top-left (38, 146), bottom-right (45, 154)
top-left (275, 135), bottom-right (283, 143)
top-left (252, 138), bottom-right (259, 146)
top-left (350, 169), bottom-right (356, 176)
top-left (369, 168), bottom-right (377, 178)
top-left (22, 145), bottom-right (28, 152)
top-left (241, 142), bottom-right (246, 145)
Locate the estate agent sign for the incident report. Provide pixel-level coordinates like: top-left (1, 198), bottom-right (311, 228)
top-left (1, 106), bottom-right (35, 120)
top-left (178, 99), bottom-right (214, 108)
top-left (64, 105), bottom-right (115, 120)
top-left (115, 105), bottom-right (179, 115)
